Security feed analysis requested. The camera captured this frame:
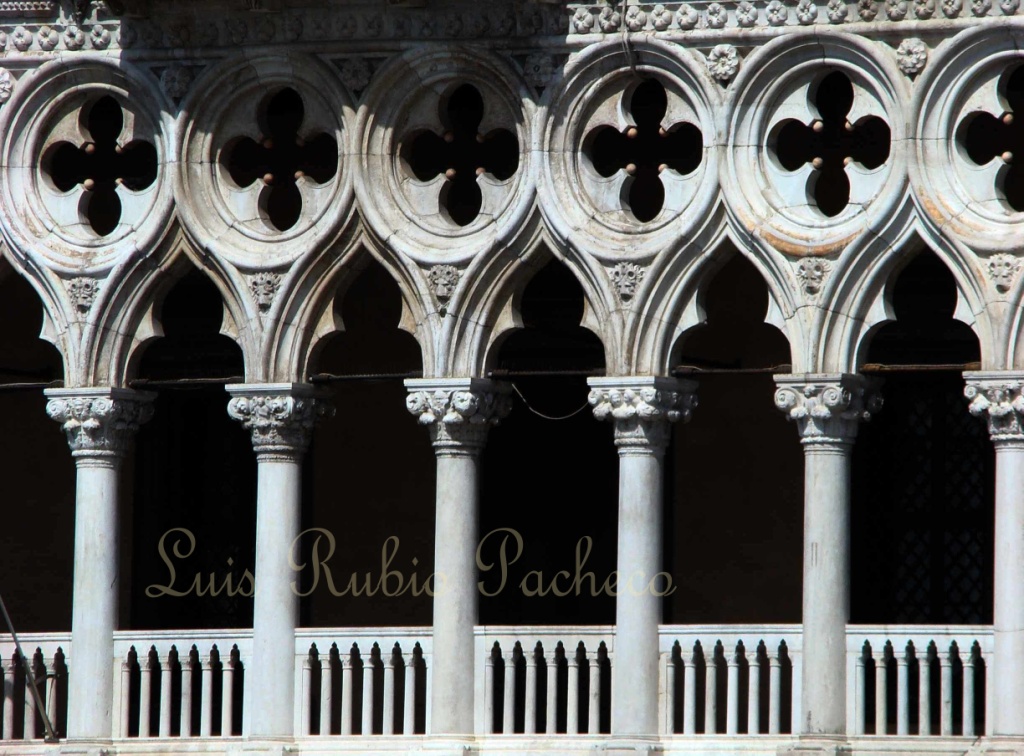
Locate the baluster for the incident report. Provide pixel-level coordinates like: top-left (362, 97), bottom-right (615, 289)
top-left (139, 650), bottom-right (153, 739)
top-left (361, 651), bottom-right (375, 736)
top-left (524, 646), bottom-right (537, 734)
top-left (320, 647), bottom-right (333, 737)
top-left (222, 650), bottom-right (235, 737)
top-left (683, 653), bottom-right (696, 735)
top-left (545, 647), bottom-right (558, 734)
top-left (341, 653), bottom-right (353, 736)
top-left (963, 646), bottom-right (976, 738)
top-left (119, 658), bottom-right (131, 739)
top-left (160, 652), bottom-right (173, 737)
top-left (4, 659), bottom-right (14, 740)
top-left (768, 654), bottom-right (781, 735)
top-left (727, 646), bottom-right (740, 735)
top-left (403, 653), bottom-right (415, 736)
top-left (180, 649), bottom-right (194, 738)
top-left (940, 648), bottom-right (953, 737)
top-left (897, 646), bottom-right (909, 736)
top-left (664, 652), bottom-right (676, 735)
top-left (587, 650), bottom-right (600, 735)
top-left (485, 651), bottom-right (496, 734)
top-left (705, 647), bottom-right (718, 735)
top-left (502, 650), bottom-right (516, 735)
top-left (567, 649), bottom-right (580, 734)
top-left (200, 652), bottom-right (213, 739)
top-left (383, 652), bottom-right (396, 736)
top-left (874, 647), bottom-right (887, 735)
top-left (302, 653), bottom-right (313, 736)
top-left (44, 669), bottom-right (57, 736)
top-left (747, 645), bottom-right (761, 735)
top-left (855, 649), bottom-right (866, 736)
top-left (918, 645), bottom-right (931, 736)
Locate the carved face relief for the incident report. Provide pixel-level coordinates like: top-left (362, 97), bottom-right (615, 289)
top-left (428, 264), bottom-right (461, 301)
top-left (796, 258), bottom-right (831, 295)
top-left (610, 262), bottom-right (646, 301)
top-left (249, 272), bottom-right (282, 311)
top-left (989, 253), bottom-right (1021, 293)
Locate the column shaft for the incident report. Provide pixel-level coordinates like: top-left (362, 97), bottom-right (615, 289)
top-left (432, 450), bottom-right (480, 734)
top-left (800, 442), bottom-right (851, 734)
top-left (613, 448), bottom-right (664, 735)
top-left (993, 441), bottom-right (1024, 733)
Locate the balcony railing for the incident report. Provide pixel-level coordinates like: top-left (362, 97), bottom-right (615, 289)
top-left (0, 624), bottom-right (996, 745)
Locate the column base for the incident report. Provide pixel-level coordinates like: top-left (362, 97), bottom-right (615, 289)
top-left (777, 736), bottom-right (849, 756)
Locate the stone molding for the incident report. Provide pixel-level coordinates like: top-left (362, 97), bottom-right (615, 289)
top-left (587, 376), bottom-right (698, 451)
top-left (773, 374), bottom-right (882, 445)
top-left (964, 371), bottom-right (1024, 443)
top-left (404, 378), bottom-right (512, 453)
top-left (226, 383), bottom-right (333, 460)
top-left (44, 387), bottom-right (155, 460)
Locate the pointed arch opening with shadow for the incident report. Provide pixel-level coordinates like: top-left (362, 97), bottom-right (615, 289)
top-left (304, 256), bottom-right (432, 627)
top-left (667, 252), bottom-right (802, 625)
top-left (128, 266), bottom-right (255, 630)
top-left (0, 265), bottom-right (74, 633)
top-left (852, 251), bottom-right (992, 627)
top-left (480, 256), bottom-right (616, 627)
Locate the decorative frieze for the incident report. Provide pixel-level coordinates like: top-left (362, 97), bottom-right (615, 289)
top-left (774, 374), bottom-right (882, 444)
top-left (405, 378), bottom-right (512, 452)
top-left (227, 384), bottom-right (333, 459)
top-left (964, 372), bottom-right (1024, 442)
top-left (588, 376), bottom-right (698, 450)
top-left (45, 388), bottom-right (154, 459)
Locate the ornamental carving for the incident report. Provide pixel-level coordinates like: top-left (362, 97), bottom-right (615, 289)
top-left (406, 384), bottom-right (512, 450)
top-left (227, 391), bottom-right (333, 457)
top-left (160, 66), bottom-right (192, 100)
top-left (248, 272), bottom-right (282, 311)
top-left (428, 264), bottom-right (461, 302)
top-left (796, 258), bottom-right (831, 295)
top-left (707, 44), bottom-right (740, 82)
top-left (965, 377), bottom-right (1024, 441)
top-left (588, 378), bottom-right (698, 449)
top-left (67, 276), bottom-right (100, 311)
top-left (896, 38), bottom-right (928, 76)
top-left (989, 254), bottom-right (1021, 293)
top-left (0, 67), bottom-right (12, 104)
top-left (337, 58), bottom-right (372, 93)
top-left (46, 390), bottom-right (154, 458)
top-left (774, 375), bottom-right (882, 444)
top-left (609, 262), bottom-right (646, 301)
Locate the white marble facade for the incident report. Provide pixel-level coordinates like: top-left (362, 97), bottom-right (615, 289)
top-left (2, 0), bottom-right (1024, 753)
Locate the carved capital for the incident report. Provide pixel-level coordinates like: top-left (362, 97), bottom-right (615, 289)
top-left (587, 376), bottom-right (698, 451)
top-left (964, 371), bottom-right (1024, 443)
top-left (404, 378), bottom-right (512, 453)
top-left (226, 383), bottom-right (333, 460)
top-left (45, 387), bottom-right (155, 460)
top-left (773, 374), bottom-right (882, 445)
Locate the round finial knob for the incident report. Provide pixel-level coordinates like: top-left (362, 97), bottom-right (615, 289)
top-left (811, 157), bottom-right (824, 170)
top-left (625, 163), bottom-right (638, 175)
top-left (83, 143), bottom-right (96, 155)
top-left (1004, 113), bottom-right (1015, 126)
top-left (811, 120), bottom-right (824, 133)
top-left (445, 168), bottom-right (457, 180)
top-left (845, 120), bottom-right (855, 132)
top-left (443, 131), bottom-right (455, 144)
top-left (475, 166), bottom-right (486, 176)
top-left (626, 126), bottom-right (639, 139)
top-left (263, 173), bottom-right (274, 185)
top-left (262, 138), bottom-right (274, 150)
top-left (658, 163), bottom-right (668, 174)
top-left (1003, 151), bottom-right (1014, 164)
top-left (82, 178), bottom-right (95, 190)
top-left (294, 170), bottom-right (306, 179)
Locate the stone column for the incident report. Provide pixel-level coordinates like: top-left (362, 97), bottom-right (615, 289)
top-left (405, 378), bottom-right (511, 736)
top-left (774, 374), bottom-right (881, 737)
top-left (44, 388), bottom-right (154, 740)
top-left (226, 383), bottom-right (331, 739)
top-left (587, 376), bottom-right (697, 736)
top-left (964, 372), bottom-right (1024, 736)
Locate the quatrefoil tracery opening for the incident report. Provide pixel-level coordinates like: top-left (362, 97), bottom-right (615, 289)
top-left (402, 83), bottom-right (520, 227)
top-left (584, 78), bottom-right (703, 224)
top-left (959, 65), bottom-right (1024, 212)
top-left (44, 96), bottom-right (158, 237)
top-left (772, 71), bottom-right (891, 218)
top-left (222, 87), bottom-right (339, 233)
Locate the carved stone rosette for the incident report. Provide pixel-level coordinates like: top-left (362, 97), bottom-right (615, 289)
top-left (587, 376), bottom-right (698, 451)
top-left (964, 372), bottom-right (1024, 443)
top-left (773, 374), bottom-right (882, 445)
top-left (226, 384), bottom-right (333, 460)
top-left (45, 387), bottom-right (155, 461)
top-left (405, 378), bottom-right (512, 453)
